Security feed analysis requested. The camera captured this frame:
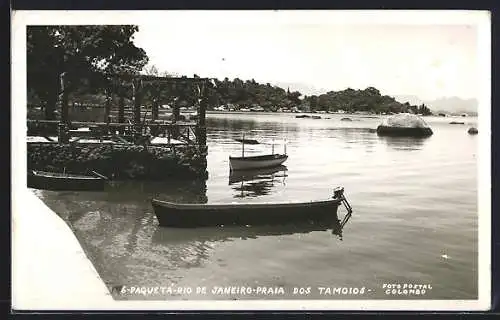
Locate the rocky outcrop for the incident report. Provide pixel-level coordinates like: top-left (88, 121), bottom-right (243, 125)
top-left (376, 113), bottom-right (433, 137)
top-left (468, 127), bottom-right (478, 135)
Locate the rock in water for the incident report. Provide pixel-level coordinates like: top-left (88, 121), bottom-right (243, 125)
top-left (468, 127), bottom-right (478, 135)
top-left (376, 113), bottom-right (433, 137)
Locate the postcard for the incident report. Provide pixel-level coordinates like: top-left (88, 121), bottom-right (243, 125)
top-left (11, 10), bottom-right (491, 311)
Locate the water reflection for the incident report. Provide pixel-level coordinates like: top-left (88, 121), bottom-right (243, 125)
top-left (207, 117), bottom-right (300, 142)
top-left (229, 165), bottom-right (288, 198)
top-left (107, 179), bottom-right (208, 204)
top-left (152, 209), bottom-right (351, 245)
top-left (379, 136), bottom-right (430, 151)
top-left (207, 118), bottom-right (259, 132)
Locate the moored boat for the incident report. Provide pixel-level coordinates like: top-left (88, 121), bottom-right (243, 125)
top-left (27, 170), bottom-right (106, 191)
top-left (229, 135), bottom-right (288, 171)
top-left (152, 187), bottom-right (352, 228)
top-left (229, 153), bottom-right (288, 171)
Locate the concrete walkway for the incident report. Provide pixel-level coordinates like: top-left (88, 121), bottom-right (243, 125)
top-left (12, 190), bottom-right (114, 310)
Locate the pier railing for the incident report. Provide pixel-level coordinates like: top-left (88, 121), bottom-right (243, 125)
top-left (27, 119), bottom-right (203, 148)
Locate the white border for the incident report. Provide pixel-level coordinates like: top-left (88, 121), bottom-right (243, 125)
top-left (11, 10), bottom-right (491, 311)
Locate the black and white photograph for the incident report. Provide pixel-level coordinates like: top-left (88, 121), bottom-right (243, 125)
top-left (12, 10), bottom-right (490, 311)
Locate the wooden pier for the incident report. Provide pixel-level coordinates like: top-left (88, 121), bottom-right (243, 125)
top-left (27, 74), bottom-right (215, 179)
top-left (28, 74), bottom-right (214, 153)
top-left (28, 120), bottom-right (200, 147)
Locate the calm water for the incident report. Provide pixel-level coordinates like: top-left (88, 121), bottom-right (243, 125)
top-left (33, 112), bottom-right (478, 300)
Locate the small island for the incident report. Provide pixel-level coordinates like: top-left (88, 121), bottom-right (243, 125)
top-left (204, 81), bottom-right (434, 116)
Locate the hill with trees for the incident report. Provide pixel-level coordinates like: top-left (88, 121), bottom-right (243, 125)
top-left (301, 87), bottom-right (432, 115)
top-left (204, 80), bottom-right (432, 115)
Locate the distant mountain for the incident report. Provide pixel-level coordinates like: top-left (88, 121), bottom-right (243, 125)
top-left (394, 95), bottom-right (478, 115)
top-left (393, 95), bottom-right (425, 106)
top-left (425, 97), bottom-right (478, 115)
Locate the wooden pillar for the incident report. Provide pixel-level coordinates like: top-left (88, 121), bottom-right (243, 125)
top-left (152, 95), bottom-right (159, 121)
top-left (197, 85), bottom-right (207, 151)
top-left (58, 72), bottom-right (69, 144)
top-left (172, 98), bottom-right (180, 123)
top-left (60, 72), bottom-right (69, 124)
top-left (118, 94), bottom-right (125, 123)
top-left (104, 88), bottom-right (111, 124)
top-left (171, 98), bottom-right (180, 139)
top-left (133, 79), bottom-right (142, 125)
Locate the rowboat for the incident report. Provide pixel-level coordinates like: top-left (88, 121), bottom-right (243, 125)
top-left (27, 170), bottom-right (106, 191)
top-left (229, 135), bottom-right (288, 171)
top-left (229, 154), bottom-right (288, 171)
top-left (152, 187), bottom-right (352, 228)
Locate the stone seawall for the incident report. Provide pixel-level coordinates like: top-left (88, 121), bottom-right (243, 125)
top-left (27, 142), bottom-right (208, 180)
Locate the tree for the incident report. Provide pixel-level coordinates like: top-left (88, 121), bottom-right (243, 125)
top-left (418, 104), bottom-right (432, 116)
top-left (27, 25), bottom-right (149, 120)
top-left (288, 91), bottom-right (302, 105)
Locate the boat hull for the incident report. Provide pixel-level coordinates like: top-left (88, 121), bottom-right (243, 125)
top-left (152, 198), bottom-right (341, 228)
top-left (27, 171), bottom-right (105, 191)
top-left (229, 154), bottom-right (288, 171)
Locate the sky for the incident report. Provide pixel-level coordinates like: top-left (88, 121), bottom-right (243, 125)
top-left (131, 13), bottom-right (482, 101)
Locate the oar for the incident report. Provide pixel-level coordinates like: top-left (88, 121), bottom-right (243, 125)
top-left (91, 170), bottom-right (109, 180)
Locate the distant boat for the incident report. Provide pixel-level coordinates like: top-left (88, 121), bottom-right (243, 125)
top-left (152, 187), bottom-right (353, 228)
top-left (27, 170), bottom-right (106, 191)
top-left (229, 135), bottom-right (288, 171)
top-left (250, 106), bottom-right (265, 112)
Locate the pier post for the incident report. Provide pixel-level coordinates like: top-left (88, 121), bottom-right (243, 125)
top-left (118, 94), bottom-right (125, 124)
top-left (58, 72), bottom-right (69, 144)
top-left (132, 79), bottom-right (144, 144)
top-left (104, 88), bottom-right (111, 125)
top-left (172, 98), bottom-right (180, 123)
top-left (133, 79), bottom-right (142, 125)
top-left (172, 98), bottom-right (181, 139)
top-left (196, 83), bottom-right (208, 153)
top-left (152, 95), bottom-right (159, 121)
